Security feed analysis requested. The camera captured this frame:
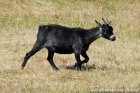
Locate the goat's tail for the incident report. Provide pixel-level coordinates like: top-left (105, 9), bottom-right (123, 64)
top-left (35, 26), bottom-right (39, 36)
top-left (36, 25), bottom-right (48, 38)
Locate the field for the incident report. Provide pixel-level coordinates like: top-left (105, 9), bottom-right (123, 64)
top-left (0, 0), bottom-right (140, 92)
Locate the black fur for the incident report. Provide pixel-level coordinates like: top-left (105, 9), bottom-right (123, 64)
top-left (21, 19), bottom-right (116, 70)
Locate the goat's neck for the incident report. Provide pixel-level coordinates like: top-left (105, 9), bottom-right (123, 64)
top-left (85, 27), bottom-right (102, 45)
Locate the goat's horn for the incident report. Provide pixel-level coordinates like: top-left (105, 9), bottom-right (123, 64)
top-left (106, 18), bottom-right (111, 25)
top-left (102, 18), bottom-right (107, 24)
top-left (95, 20), bottom-right (101, 26)
top-left (108, 21), bottom-right (111, 25)
top-left (106, 18), bottom-right (109, 23)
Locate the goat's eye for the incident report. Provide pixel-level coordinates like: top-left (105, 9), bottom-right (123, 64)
top-left (109, 26), bottom-right (113, 31)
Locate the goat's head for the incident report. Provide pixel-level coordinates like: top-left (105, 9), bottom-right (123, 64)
top-left (95, 18), bottom-right (116, 41)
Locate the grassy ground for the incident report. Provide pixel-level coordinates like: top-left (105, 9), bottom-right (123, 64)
top-left (0, 0), bottom-right (140, 93)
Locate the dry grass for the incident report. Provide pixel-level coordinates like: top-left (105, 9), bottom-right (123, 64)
top-left (0, 0), bottom-right (140, 93)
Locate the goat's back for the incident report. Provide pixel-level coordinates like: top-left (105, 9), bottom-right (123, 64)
top-left (37, 24), bottom-right (86, 54)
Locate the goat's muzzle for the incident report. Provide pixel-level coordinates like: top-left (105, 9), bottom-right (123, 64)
top-left (110, 35), bottom-right (116, 41)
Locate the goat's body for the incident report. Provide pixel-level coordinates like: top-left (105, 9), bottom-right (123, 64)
top-left (38, 24), bottom-right (91, 54)
top-left (21, 20), bottom-right (116, 70)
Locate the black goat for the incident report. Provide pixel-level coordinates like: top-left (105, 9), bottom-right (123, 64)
top-left (21, 18), bottom-right (116, 70)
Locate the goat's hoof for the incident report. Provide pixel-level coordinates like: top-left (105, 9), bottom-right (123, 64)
top-left (21, 66), bottom-right (24, 69)
top-left (73, 64), bottom-right (81, 70)
top-left (76, 67), bottom-right (81, 71)
top-left (73, 66), bottom-right (81, 70)
top-left (53, 67), bottom-right (59, 71)
top-left (74, 63), bottom-right (78, 67)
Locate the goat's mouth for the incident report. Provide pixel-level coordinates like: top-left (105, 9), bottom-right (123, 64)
top-left (109, 35), bottom-right (116, 41)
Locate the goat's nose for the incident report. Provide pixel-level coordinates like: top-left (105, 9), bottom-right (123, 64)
top-left (110, 35), bottom-right (116, 41)
top-left (112, 36), bottom-right (116, 41)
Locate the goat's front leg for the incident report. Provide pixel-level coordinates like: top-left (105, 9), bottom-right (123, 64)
top-left (74, 52), bottom-right (89, 69)
top-left (81, 52), bottom-right (89, 65)
top-left (74, 52), bottom-right (82, 70)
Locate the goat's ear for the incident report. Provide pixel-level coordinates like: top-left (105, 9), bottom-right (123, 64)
top-left (95, 20), bottom-right (101, 27)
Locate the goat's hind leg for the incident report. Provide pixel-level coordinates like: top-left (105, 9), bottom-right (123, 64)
top-left (21, 40), bottom-right (44, 69)
top-left (47, 50), bottom-right (59, 70)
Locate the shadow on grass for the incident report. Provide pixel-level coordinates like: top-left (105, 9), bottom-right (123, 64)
top-left (65, 64), bottom-right (101, 71)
